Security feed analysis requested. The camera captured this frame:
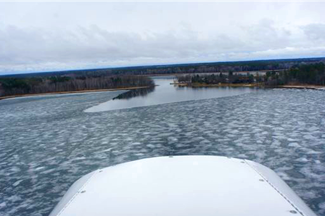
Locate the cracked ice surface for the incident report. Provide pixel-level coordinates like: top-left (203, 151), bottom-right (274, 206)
top-left (0, 86), bottom-right (325, 216)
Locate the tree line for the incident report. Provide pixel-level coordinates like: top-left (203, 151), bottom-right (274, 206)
top-left (1, 60), bottom-right (324, 97)
top-left (265, 62), bottom-right (325, 86)
top-left (84, 58), bottom-right (324, 76)
top-left (176, 62), bottom-right (325, 86)
top-left (4, 57), bottom-right (324, 79)
top-left (0, 75), bottom-right (154, 97)
top-left (177, 73), bottom-right (256, 85)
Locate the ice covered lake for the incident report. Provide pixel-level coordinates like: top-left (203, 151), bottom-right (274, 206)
top-left (0, 77), bottom-right (325, 216)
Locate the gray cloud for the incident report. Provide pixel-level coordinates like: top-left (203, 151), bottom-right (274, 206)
top-left (0, 3), bottom-right (325, 74)
top-left (302, 23), bottom-right (325, 41)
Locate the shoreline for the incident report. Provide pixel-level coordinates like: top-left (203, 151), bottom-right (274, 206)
top-left (272, 85), bottom-right (325, 90)
top-left (0, 86), bottom-right (151, 101)
top-left (173, 82), bottom-right (325, 90)
top-left (173, 83), bottom-right (262, 88)
top-left (2, 82), bottom-right (324, 101)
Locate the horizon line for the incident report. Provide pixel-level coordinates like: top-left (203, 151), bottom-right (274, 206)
top-left (1, 56), bottom-right (325, 77)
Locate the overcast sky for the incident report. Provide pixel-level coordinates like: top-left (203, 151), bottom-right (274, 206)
top-left (1, 2), bottom-right (325, 74)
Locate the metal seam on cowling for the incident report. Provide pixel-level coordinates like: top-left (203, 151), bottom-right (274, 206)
top-left (56, 170), bottom-right (99, 216)
top-left (244, 160), bottom-right (305, 216)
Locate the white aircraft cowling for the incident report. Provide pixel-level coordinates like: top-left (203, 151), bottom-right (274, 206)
top-left (49, 155), bottom-right (317, 216)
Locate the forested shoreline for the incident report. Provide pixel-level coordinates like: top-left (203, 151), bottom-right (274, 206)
top-left (2, 57), bottom-right (324, 78)
top-left (176, 62), bottom-right (325, 88)
top-left (0, 75), bottom-right (154, 97)
top-left (1, 59), bottom-right (325, 98)
top-left (265, 62), bottom-right (325, 86)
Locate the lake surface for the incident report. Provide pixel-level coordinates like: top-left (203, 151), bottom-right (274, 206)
top-left (0, 77), bottom-right (325, 216)
top-left (85, 78), bottom-right (255, 112)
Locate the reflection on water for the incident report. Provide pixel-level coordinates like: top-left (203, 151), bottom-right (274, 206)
top-left (113, 86), bottom-right (155, 100)
top-left (85, 78), bottom-right (257, 112)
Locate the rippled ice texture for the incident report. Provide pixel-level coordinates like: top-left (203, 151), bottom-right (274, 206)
top-left (0, 89), bottom-right (325, 216)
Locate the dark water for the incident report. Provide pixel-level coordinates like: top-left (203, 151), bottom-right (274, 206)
top-left (0, 78), bottom-right (325, 216)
